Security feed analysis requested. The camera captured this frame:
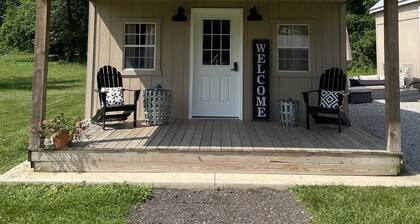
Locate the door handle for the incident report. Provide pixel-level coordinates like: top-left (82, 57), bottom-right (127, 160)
top-left (231, 62), bottom-right (239, 72)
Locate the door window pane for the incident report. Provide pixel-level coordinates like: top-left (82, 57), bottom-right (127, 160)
top-left (203, 50), bottom-right (211, 65)
top-left (212, 20), bottom-right (221, 34)
top-left (203, 35), bottom-right (211, 49)
top-left (202, 20), bottom-right (231, 66)
top-left (211, 50), bottom-right (221, 65)
top-left (221, 50), bottom-right (230, 65)
top-left (203, 20), bottom-right (212, 34)
top-left (213, 35), bottom-right (221, 49)
top-left (222, 20), bottom-right (230, 34)
top-left (222, 35), bottom-right (230, 50)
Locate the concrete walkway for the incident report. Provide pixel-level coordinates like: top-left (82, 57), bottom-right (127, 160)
top-left (1, 162), bottom-right (420, 189)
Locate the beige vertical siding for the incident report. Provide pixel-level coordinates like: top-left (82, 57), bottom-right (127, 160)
top-left (375, 2), bottom-right (420, 78)
top-left (86, 0), bottom-right (347, 121)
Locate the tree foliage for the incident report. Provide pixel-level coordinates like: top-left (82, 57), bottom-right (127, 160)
top-left (0, 0), bottom-right (35, 54)
top-left (347, 0), bottom-right (378, 70)
top-left (0, 0), bottom-right (20, 25)
top-left (0, 0), bottom-right (88, 62)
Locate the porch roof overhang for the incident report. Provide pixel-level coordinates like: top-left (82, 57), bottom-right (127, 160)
top-left (370, 0), bottom-right (419, 14)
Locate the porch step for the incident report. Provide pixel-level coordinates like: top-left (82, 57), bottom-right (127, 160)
top-left (30, 150), bottom-right (401, 176)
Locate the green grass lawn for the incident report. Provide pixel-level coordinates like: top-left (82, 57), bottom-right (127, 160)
top-left (347, 67), bottom-right (377, 77)
top-left (0, 184), bottom-right (151, 223)
top-left (292, 186), bottom-right (420, 224)
top-left (0, 53), bottom-right (86, 173)
top-left (0, 53), bottom-right (152, 223)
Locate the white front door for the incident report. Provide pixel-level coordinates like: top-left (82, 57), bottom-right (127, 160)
top-left (191, 9), bottom-right (243, 118)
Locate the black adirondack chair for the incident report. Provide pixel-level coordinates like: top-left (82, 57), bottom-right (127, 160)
top-left (302, 68), bottom-right (349, 133)
top-left (92, 66), bottom-right (140, 130)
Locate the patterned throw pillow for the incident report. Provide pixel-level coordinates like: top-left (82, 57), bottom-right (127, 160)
top-left (101, 87), bottom-right (124, 107)
top-left (320, 90), bottom-right (342, 109)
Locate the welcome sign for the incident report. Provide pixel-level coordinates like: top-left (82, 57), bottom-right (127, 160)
top-left (253, 40), bottom-right (270, 121)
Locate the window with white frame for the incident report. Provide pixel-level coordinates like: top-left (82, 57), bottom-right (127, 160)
top-left (277, 24), bottom-right (309, 72)
top-left (124, 23), bottom-right (156, 70)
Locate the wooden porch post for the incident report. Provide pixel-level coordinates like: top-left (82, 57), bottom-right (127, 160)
top-left (384, 0), bottom-right (401, 153)
top-left (85, 0), bottom-right (97, 119)
top-left (29, 0), bottom-right (51, 150)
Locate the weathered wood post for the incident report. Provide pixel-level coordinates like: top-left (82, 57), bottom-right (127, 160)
top-left (85, 0), bottom-right (97, 119)
top-left (384, 0), bottom-right (401, 153)
top-left (29, 0), bottom-right (51, 150)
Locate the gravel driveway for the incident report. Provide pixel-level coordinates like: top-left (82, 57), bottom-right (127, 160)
top-left (349, 100), bottom-right (420, 172)
top-left (129, 188), bottom-right (311, 224)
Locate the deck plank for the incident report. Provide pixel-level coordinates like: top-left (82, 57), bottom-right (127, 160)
top-left (288, 126), bottom-right (316, 149)
top-left (146, 122), bottom-right (174, 150)
top-left (346, 127), bottom-right (385, 150)
top-left (85, 128), bottom-right (115, 148)
top-left (95, 129), bottom-right (122, 149)
top-left (296, 126), bottom-right (329, 149)
top-left (75, 125), bottom-right (103, 148)
top-left (328, 128), bottom-right (367, 150)
top-left (229, 120), bottom-right (242, 150)
top-left (237, 121), bottom-right (253, 151)
top-left (210, 120), bottom-right (222, 151)
top-left (116, 126), bottom-right (146, 149)
top-left (308, 126), bottom-right (339, 149)
top-left (253, 122), bottom-right (273, 149)
top-left (244, 121), bottom-right (263, 150)
top-left (261, 123), bottom-right (284, 148)
top-left (339, 130), bottom-right (369, 150)
top-left (272, 122), bottom-right (302, 148)
top-left (104, 128), bottom-right (135, 149)
top-left (170, 120), bottom-right (190, 150)
top-left (267, 123), bottom-right (288, 148)
top-left (189, 120), bottom-right (205, 151)
top-left (179, 119), bottom-right (198, 150)
top-left (200, 120), bottom-right (213, 151)
top-left (158, 120), bottom-right (182, 150)
top-left (136, 125), bottom-right (159, 149)
top-left (221, 120), bottom-right (232, 151)
top-left (124, 126), bottom-right (152, 150)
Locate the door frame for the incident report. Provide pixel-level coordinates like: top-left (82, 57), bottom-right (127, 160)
top-left (189, 8), bottom-right (244, 120)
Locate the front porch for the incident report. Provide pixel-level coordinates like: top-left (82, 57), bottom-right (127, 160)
top-left (30, 120), bottom-right (401, 175)
top-left (29, 0), bottom-right (403, 177)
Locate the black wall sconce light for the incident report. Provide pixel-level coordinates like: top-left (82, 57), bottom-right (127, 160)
top-left (247, 7), bottom-right (263, 21)
top-left (172, 7), bottom-right (188, 22)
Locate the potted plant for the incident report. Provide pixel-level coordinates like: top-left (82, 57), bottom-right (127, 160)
top-left (41, 113), bottom-right (84, 149)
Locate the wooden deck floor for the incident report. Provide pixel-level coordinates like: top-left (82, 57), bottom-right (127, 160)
top-left (75, 120), bottom-right (386, 152)
top-left (32, 120), bottom-right (402, 175)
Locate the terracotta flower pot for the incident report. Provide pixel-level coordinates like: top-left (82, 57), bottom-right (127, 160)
top-left (52, 131), bottom-right (72, 149)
